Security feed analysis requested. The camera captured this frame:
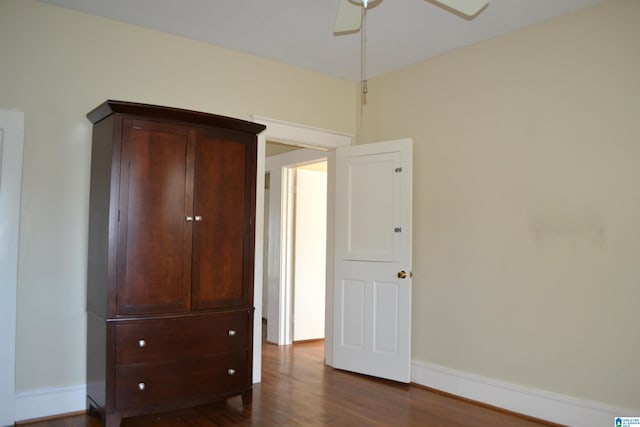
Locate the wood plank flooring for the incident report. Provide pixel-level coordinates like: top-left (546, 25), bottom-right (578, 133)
top-left (20, 338), bottom-right (561, 427)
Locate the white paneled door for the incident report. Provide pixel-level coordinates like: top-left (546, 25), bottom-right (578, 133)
top-left (333, 139), bottom-right (412, 382)
top-left (0, 110), bottom-right (25, 426)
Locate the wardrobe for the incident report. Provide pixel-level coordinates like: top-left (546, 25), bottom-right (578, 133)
top-left (85, 100), bottom-right (265, 426)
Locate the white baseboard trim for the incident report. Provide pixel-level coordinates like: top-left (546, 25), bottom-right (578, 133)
top-left (15, 383), bottom-right (85, 422)
top-left (412, 360), bottom-right (638, 427)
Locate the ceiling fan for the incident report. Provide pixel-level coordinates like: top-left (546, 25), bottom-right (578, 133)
top-left (336, 0), bottom-right (489, 107)
top-left (334, 0), bottom-right (489, 33)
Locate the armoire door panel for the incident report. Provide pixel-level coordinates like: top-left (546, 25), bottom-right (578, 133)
top-left (117, 120), bottom-right (192, 315)
top-left (191, 130), bottom-right (253, 310)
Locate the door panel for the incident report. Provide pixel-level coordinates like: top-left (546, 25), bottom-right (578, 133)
top-left (343, 152), bottom-right (400, 262)
top-left (117, 120), bottom-right (192, 315)
top-left (192, 129), bottom-right (255, 309)
top-left (373, 280), bottom-right (399, 354)
top-left (334, 139), bottom-right (412, 383)
top-left (341, 279), bottom-right (365, 348)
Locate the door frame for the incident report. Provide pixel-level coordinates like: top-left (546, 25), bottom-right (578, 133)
top-left (252, 116), bottom-right (352, 382)
top-left (264, 151), bottom-right (329, 346)
top-left (0, 110), bottom-right (25, 426)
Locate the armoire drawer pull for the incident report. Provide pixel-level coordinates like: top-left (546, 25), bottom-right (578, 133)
top-left (138, 382), bottom-right (146, 391)
top-left (138, 339), bottom-right (146, 348)
top-left (228, 330), bottom-right (236, 336)
top-left (227, 369), bottom-right (236, 376)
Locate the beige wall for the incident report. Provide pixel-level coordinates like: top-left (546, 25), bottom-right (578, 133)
top-left (0, 0), bottom-right (356, 392)
top-left (361, 0), bottom-right (639, 409)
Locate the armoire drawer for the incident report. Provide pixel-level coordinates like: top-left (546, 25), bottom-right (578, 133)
top-left (114, 313), bottom-right (249, 364)
top-left (114, 351), bottom-right (249, 409)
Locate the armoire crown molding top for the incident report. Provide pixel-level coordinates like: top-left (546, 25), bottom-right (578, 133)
top-left (88, 100), bottom-right (266, 135)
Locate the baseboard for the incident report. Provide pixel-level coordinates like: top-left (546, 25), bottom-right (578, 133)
top-left (14, 384), bottom-right (85, 422)
top-left (411, 360), bottom-right (638, 427)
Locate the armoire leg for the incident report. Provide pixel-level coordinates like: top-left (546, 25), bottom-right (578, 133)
top-left (86, 397), bottom-right (99, 417)
top-left (105, 413), bottom-right (122, 427)
top-left (241, 388), bottom-right (253, 407)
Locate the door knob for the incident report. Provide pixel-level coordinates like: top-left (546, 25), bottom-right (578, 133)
top-left (397, 271), bottom-right (407, 279)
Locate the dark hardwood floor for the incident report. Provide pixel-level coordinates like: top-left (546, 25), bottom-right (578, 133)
top-left (20, 335), bottom-right (561, 427)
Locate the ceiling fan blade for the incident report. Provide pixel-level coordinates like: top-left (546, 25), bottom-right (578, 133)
top-left (431, 0), bottom-right (489, 17)
top-left (334, 0), bottom-right (363, 34)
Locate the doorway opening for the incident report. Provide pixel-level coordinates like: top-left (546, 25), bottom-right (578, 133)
top-left (251, 115), bottom-right (352, 383)
top-left (291, 160), bottom-right (327, 342)
top-left (262, 142), bottom-right (328, 346)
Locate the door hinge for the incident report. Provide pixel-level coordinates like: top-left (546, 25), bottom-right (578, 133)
top-left (395, 167), bottom-right (403, 173)
top-left (117, 210), bottom-right (121, 222)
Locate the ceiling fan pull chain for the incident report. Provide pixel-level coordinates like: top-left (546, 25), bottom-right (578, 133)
top-left (361, 7), bottom-right (368, 104)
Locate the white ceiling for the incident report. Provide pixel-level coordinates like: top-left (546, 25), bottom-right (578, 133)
top-left (39, 0), bottom-right (605, 81)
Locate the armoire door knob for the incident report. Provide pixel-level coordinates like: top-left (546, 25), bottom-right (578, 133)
top-left (186, 216), bottom-right (193, 222)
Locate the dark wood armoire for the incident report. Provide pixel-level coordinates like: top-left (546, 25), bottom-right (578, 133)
top-left (85, 100), bottom-right (265, 427)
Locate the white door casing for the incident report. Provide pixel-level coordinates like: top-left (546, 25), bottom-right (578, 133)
top-left (333, 138), bottom-right (413, 383)
top-left (252, 116), bottom-right (352, 382)
top-left (0, 110), bottom-right (25, 426)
